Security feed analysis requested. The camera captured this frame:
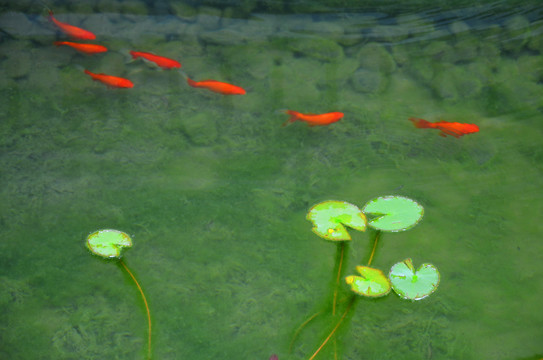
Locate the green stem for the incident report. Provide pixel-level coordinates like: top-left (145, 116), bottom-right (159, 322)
top-left (290, 241), bottom-right (348, 352)
top-left (119, 259), bottom-right (152, 360)
top-left (308, 295), bottom-right (356, 360)
top-left (332, 242), bottom-right (347, 315)
top-left (367, 230), bottom-right (382, 267)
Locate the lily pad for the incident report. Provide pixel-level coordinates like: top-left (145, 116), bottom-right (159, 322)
top-left (86, 229), bottom-right (132, 259)
top-left (363, 195), bottom-right (423, 232)
top-left (345, 266), bottom-right (391, 297)
top-left (389, 258), bottom-right (440, 300)
top-left (307, 201), bottom-right (366, 241)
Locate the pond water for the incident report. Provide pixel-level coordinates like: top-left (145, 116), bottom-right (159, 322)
top-left (1, 0), bottom-right (543, 359)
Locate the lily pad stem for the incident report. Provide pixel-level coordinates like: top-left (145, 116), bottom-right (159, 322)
top-left (119, 259), bottom-right (152, 360)
top-left (367, 230), bottom-right (381, 267)
top-left (332, 242), bottom-right (347, 315)
top-left (308, 295), bottom-right (356, 360)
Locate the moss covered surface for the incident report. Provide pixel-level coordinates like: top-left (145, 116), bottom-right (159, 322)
top-left (1, 1), bottom-right (543, 359)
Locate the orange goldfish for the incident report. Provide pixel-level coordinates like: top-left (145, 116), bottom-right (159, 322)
top-left (84, 69), bottom-right (134, 88)
top-left (48, 11), bottom-right (96, 40)
top-left (409, 117), bottom-right (479, 138)
top-left (54, 41), bottom-right (107, 54)
top-left (282, 110), bottom-right (344, 127)
top-left (186, 77), bottom-right (246, 95)
top-left (130, 51), bottom-right (181, 69)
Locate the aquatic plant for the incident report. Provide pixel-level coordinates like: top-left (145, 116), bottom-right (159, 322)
top-left (294, 196), bottom-right (440, 360)
top-left (86, 229), bottom-right (152, 360)
top-left (306, 200), bottom-right (366, 315)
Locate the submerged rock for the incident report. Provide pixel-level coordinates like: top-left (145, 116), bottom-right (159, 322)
top-left (180, 112), bottom-right (218, 146)
top-left (517, 55), bottom-right (543, 82)
top-left (369, 25), bottom-right (409, 43)
top-left (199, 28), bottom-right (248, 46)
top-left (350, 68), bottom-right (387, 93)
top-left (287, 37), bottom-right (344, 62)
top-left (422, 41), bottom-right (455, 62)
top-left (196, 7), bottom-right (222, 30)
top-left (4, 49), bottom-right (32, 79)
top-left (502, 14), bottom-right (531, 53)
top-left (453, 37), bottom-right (479, 63)
top-left (527, 26), bottom-right (543, 52)
top-left (170, 2), bottom-right (198, 20)
top-left (448, 21), bottom-right (470, 36)
top-left (356, 43), bottom-right (397, 74)
top-left (432, 65), bottom-right (483, 101)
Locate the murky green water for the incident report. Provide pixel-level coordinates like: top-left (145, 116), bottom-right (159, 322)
top-left (1, 1), bottom-right (543, 359)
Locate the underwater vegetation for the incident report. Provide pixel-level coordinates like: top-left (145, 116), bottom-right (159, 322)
top-left (291, 196), bottom-right (439, 359)
top-left (86, 229), bottom-right (152, 359)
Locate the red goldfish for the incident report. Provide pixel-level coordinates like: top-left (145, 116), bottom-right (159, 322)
top-left (282, 110), bottom-right (344, 127)
top-left (48, 11), bottom-right (96, 40)
top-left (84, 69), bottom-right (134, 88)
top-left (409, 117), bottom-right (479, 138)
top-left (54, 41), bottom-right (107, 54)
top-left (130, 51), bottom-right (181, 69)
top-left (186, 77), bottom-right (246, 95)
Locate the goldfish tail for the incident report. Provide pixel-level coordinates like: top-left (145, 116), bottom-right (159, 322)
top-left (129, 51), bottom-right (139, 60)
top-left (409, 117), bottom-right (432, 129)
top-left (53, 41), bottom-right (62, 47)
top-left (37, 0), bottom-right (54, 17)
top-left (282, 110), bottom-right (299, 127)
top-left (186, 77), bottom-right (197, 87)
top-left (83, 69), bottom-right (95, 79)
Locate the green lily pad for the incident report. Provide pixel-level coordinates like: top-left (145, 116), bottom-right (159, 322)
top-left (345, 266), bottom-right (391, 297)
top-left (86, 229), bottom-right (132, 259)
top-left (389, 258), bottom-right (440, 300)
top-left (307, 201), bottom-right (366, 241)
top-left (363, 195), bottom-right (423, 232)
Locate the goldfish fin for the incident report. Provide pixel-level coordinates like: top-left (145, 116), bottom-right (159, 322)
top-left (37, 0), bottom-right (53, 15)
top-left (118, 48), bottom-right (136, 64)
top-left (409, 117), bottom-right (432, 128)
top-left (282, 115), bottom-right (298, 127)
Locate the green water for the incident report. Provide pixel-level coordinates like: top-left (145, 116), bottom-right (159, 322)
top-left (1, 1), bottom-right (543, 359)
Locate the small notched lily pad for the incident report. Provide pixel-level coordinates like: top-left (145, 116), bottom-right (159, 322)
top-left (86, 229), bottom-right (132, 259)
top-left (363, 195), bottom-right (423, 232)
top-left (389, 258), bottom-right (440, 300)
top-left (345, 266), bottom-right (391, 297)
top-left (307, 200), bottom-right (366, 241)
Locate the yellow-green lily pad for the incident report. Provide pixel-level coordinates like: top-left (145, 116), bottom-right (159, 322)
top-left (389, 258), bottom-right (440, 300)
top-left (345, 266), bottom-right (391, 297)
top-left (86, 229), bottom-right (132, 259)
top-left (363, 196), bottom-right (423, 232)
top-left (307, 200), bottom-right (366, 241)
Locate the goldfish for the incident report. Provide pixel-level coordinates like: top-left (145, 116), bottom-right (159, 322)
top-left (130, 51), bottom-right (181, 69)
top-left (409, 117), bottom-right (479, 138)
top-left (186, 77), bottom-right (246, 95)
top-left (54, 41), bottom-right (107, 54)
top-left (48, 11), bottom-right (96, 40)
top-left (84, 69), bottom-right (134, 88)
top-left (282, 110), bottom-right (344, 127)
